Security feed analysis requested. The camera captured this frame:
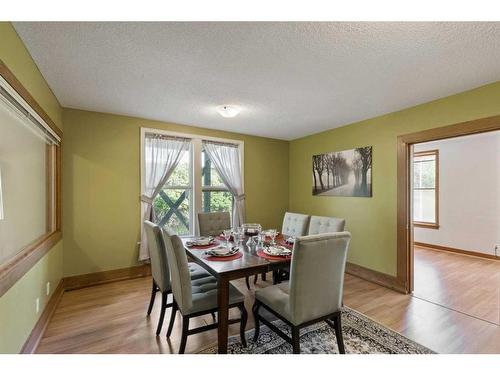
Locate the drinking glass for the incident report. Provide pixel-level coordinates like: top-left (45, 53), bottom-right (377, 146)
top-left (269, 229), bottom-right (277, 245)
top-left (223, 229), bottom-right (232, 249)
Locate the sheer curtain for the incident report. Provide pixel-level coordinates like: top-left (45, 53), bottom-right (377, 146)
top-left (203, 141), bottom-right (245, 227)
top-left (139, 135), bottom-right (190, 260)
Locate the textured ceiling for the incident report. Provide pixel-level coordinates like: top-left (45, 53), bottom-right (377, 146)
top-left (13, 22), bottom-right (500, 140)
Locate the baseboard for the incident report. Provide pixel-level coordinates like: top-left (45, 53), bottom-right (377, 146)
top-left (346, 262), bottom-right (406, 293)
top-left (63, 264), bottom-right (152, 291)
top-left (20, 279), bottom-right (64, 354)
top-left (414, 242), bottom-right (499, 261)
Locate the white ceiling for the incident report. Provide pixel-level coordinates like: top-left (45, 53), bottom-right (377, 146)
top-left (13, 22), bottom-right (500, 140)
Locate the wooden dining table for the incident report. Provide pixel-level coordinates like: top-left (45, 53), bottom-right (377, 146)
top-left (182, 235), bottom-right (291, 353)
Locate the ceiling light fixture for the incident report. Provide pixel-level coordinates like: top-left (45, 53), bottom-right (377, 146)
top-left (216, 105), bottom-right (241, 118)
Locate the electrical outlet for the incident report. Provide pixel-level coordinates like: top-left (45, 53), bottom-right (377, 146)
top-left (35, 298), bottom-right (40, 314)
top-left (46, 281), bottom-right (50, 296)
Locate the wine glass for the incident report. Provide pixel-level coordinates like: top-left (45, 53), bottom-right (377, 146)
top-left (223, 229), bottom-right (232, 249)
top-left (269, 229), bottom-right (277, 245)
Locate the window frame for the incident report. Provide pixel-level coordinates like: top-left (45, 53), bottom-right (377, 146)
top-left (140, 128), bottom-right (244, 236)
top-left (0, 60), bottom-right (62, 298)
top-left (201, 149), bottom-right (234, 216)
top-left (413, 149), bottom-right (439, 229)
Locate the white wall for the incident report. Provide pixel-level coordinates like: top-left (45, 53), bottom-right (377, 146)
top-left (414, 130), bottom-right (500, 256)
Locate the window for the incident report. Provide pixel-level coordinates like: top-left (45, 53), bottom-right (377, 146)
top-left (0, 62), bottom-right (62, 296)
top-left (153, 145), bottom-right (192, 236)
top-left (413, 150), bottom-right (439, 228)
top-left (201, 149), bottom-right (233, 216)
top-left (141, 129), bottom-right (243, 236)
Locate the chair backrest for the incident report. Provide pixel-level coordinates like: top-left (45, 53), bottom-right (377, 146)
top-left (281, 212), bottom-right (310, 237)
top-left (307, 215), bottom-right (346, 235)
top-left (288, 232), bottom-right (351, 325)
top-left (144, 221), bottom-right (171, 292)
top-left (198, 211), bottom-right (231, 236)
top-left (162, 227), bottom-right (193, 313)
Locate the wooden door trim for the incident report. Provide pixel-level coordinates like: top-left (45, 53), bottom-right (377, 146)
top-left (397, 115), bottom-right (500, 293)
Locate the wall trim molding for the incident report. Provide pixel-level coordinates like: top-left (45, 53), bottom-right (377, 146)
top-left (414, 242), bottom-right (499, 261)
top-left (345, 262), bottom-right (406, 293)
top-left (20, 279), bottom-right (65, 354)
top-left (63, 264), bottom-right (152, 291)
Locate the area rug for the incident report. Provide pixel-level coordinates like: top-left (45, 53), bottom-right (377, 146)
top-left (199, 307), bottom-right (435, 354)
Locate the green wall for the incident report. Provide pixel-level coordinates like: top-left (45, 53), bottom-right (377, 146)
top-left (0, 22), bottom-right (64, 353)
top-left (289, 81), bottom-right (500, 276)
top-left (62, 109), bottom-right (289, 276)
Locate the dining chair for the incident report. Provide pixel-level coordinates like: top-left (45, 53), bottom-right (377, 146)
top-left (197, 211), bottom-right (231, 237)
top-left (251, 212), bottom-right (312, 287)
top-left (162, 227), bottom-right (248, 354)
top-left (252, 232), bottom-right (351, 354)
top-left (281, 212), bottom-right (310, 237)
top-left (265, 212), bottom-right (311, 285)
top-left (144, 221), bottom-right (215, 336)
top-left (307, 215), bottom-right (346, 234)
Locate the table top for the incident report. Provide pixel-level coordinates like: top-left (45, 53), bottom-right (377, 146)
top-left (182, 236), bottom-right (291, 279)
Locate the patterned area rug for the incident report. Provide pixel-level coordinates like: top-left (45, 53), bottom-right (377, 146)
top-left (199, 307), bottom-right (434, 354)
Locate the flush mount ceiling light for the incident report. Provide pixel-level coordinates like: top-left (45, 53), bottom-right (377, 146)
top-left (216, 105), bottom-right (241, 118)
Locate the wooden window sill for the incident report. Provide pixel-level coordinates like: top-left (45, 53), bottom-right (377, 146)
top-left (414, 222), bottom-right (440, 229)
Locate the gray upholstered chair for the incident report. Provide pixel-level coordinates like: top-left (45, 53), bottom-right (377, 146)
top-left (198, 211), bottom-right (231, 237)
top-left (308, 215), bottom-right (346, 235)
top-left (252, 232), bottom-right (351, 354)
top-left (281, 212), bottom-right (310, 237)
top-left (144, 221), bottom-right (214, 335)
top-left (268, 212), bottom-right (311, 285)
top-left (162, 227), bottom-right (248, 354)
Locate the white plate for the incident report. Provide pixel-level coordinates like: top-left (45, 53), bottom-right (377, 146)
top-left (263, 246), bottom-right (291, 257)
top-left (207, 246), bottom-right (239, 257)
top-left (188, 237), bottom-right (214, 246)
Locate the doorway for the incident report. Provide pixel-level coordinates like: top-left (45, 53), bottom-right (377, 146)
top-left (410, 131), bottom-right (500, 324)
top-left (396, 115), bottom-right (500, 298)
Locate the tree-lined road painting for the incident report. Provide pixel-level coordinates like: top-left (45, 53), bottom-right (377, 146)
top-left (312, 146), bottom-right (372, 197)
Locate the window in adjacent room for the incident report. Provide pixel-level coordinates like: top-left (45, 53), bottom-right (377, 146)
top-left (413, 150), bottom-right (439, 228)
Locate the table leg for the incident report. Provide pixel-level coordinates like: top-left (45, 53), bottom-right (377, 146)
top-left (217, 276), bottom-right (229, 354)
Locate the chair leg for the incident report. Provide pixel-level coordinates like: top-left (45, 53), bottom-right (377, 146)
top-left (146, 280), bottom-right (157, 316)
top-left (253, 274), bottom-right (258, 284)
top-left (252, 301), bottom-right (261, 342)
top-left (156, 291), bottom-right (168, 336)
top-left (291, 326), bottom-right (300, 354)
top-left (245, 276), bottom-right (251, 290)
top-left (166, 300), bottom-right (178, 337)
top-left (272, 270), bottom-right (278, 285)
top-left (179, 316), bottom-right (190, 354)
top-left (261, 272), bottom-right (267, 281)
top-left (238, 303), bottom-right (248, 347)
top-left (211, 312), bottom-right (216, 322)
top-left (333, 314), bottom-right (345, 354)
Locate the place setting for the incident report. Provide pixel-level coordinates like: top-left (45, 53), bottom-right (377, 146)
top-left (185, 236), bottom-right (218, 249)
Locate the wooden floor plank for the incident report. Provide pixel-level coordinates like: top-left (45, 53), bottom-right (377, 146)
top-left (36, 249), bottom-right (500, 354)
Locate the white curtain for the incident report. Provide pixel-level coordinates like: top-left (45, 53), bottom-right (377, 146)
top-left (139, 135), bottom-right (190, 261)
top-left (203, 141), bottom-right (245, 227)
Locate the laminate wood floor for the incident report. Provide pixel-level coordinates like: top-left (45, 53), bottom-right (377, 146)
top-left (36, 267), bottom-right (500, 354)
top-left (414, 246), bottom-right (500, 325)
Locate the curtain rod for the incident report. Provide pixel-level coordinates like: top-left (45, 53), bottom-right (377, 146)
top-left (145, 133), bottom-right (192, 142)
top-left (203, 139), bottom-right (240, 148)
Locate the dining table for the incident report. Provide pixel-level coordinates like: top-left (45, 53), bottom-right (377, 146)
top-left (182, 234), bottom-right (292, 354)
